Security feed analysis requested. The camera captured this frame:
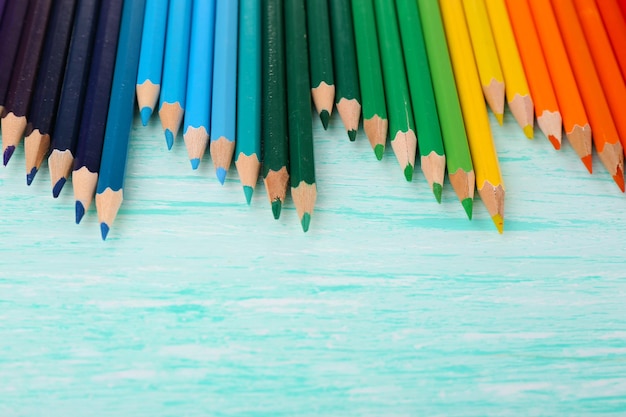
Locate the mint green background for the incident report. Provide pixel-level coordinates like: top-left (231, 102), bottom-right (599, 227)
top-left (1, 110), bottom-right (625, 416)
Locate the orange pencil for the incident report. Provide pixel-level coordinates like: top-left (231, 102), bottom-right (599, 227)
top-left (595, 0), bottom-right (626, 89)
top-left (551, 0), bottom-right (624, 191)
top-left (528, 0), bottom-right (591, 172)
top-left (575, 0), bottom-right (626, 155)
top-left (505, 0), bottom-right (561, 149)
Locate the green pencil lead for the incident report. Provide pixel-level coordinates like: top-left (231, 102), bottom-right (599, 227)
top-left (433, 183), bottom-right (443, 203)
top-left (301, 212), bottom-right (311, 232)
top-left (461, 198), bottom-right (473, 220)
top-left (348, 129), bottom-right (357, 141)
top-left (403, 164), bottom-right (413, 182)
top-left (271, 199), bottom-right (282, 219)
top-left (374, 144), bottom-right (384, 161)
top-left (243, 186), bottom-right (254, 205)
top-left (320, 110), bottom-right (330, 130)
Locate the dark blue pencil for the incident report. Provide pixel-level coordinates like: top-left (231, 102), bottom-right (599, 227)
top-left (23, 0), bottom-right (77, 185)
top-left (49, 0), bottom-right (100, 197)
top-left (95, 0), bottom-right (146, 240)
top-left (0, 1), bottom-right (29, 114)
top-left (72, 0), bottom-right (123, 223)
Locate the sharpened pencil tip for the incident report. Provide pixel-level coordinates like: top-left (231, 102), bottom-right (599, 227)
top-left (348, 129), bottom-right (357, 141)
top-left (271, 199), bottom-right (282, 219)
top-left (433, 183), bottom-right (443, 203)
top-left (320, 110), bottom-right (330, 130)
top-left (403, 164), bottom-right (413, 182)
top-left (613, 166), bottom-right (625, 192)
top-left (75, 201), bottom-right (85, 224)
top-left (190, 158), bottom-right (200, 170)
top-left (53, 178), bottom-right (67, 198)
top-left (165, 129), bottom-right (174, 150)
top-left (216, 167), bottom-right (227, 184)
top-left (301, 212), bottom-right (311, 232)
top-left (548, 135), bottom-right (560, 150)
top-left (582, 155), bottom-right (592, 174)
top-left (100, 223), bottom-right (110, 240)
top-left (462, 198), bottom-right (473, 220)
top-left (495, 113), bottom-right (503, 125)
top-left (140, 107), bottom-right (152, 126)
top-left (374, 144), bottom-right (384, 161)
top-left (3, 146), bottom-right (15, 166)
top-left (243, 186), bottom-right (253, 205)
top-left (492, 214), bottom-right (504, 234)
top-left (523, 125), bottom-right (533, 139)
top-left (26, 167), bottom-right (38, 186)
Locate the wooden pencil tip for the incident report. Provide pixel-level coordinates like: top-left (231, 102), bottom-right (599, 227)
top-left (433, 183), bottom-right (443, 203)
top-left (320, 110), bottom-right (330, 130)
top-left (26, 167), bottom-right (38, 186)
top-left (523, 125), bottom-right (534, 139)
top-left (301, 212), bottom-right (311, 233)
top-left (495, 113), bottom-right (503, 125)
top-left (3, 146), bottom-right (15, 166)
top-left (548, 135), bottom-right (561, 150)
top-left (613, 166), bottom-right (625, 192)
top-left (271, 199), bottom-right (282, 219)
top-left (462, 198), bottom-right (473, 220)
top-left (492, 214), bottom-right (504, 234)
top-left (100, 223), bottom-right (110, 241)
top-left (582, 155), bottom-right (593, 174)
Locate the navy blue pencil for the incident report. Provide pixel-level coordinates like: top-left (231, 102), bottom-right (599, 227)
top-left (72, 0), bottom-right (123, 223)
top-left (0, 1), bottom-right (29, 114)
top-left (49, 0), bottom-right (101, 198)
top-left (23, 0), bottom-right (77, 185)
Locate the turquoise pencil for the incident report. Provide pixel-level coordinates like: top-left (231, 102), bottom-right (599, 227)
top-left (235, 0), bottom-right (261, 203)
top-left (95, 0), bottom-right (146, 240)
top-left (136, 0), bottom-right (168, 126)
top-left (158, 0), bottom-right (192, 150)
top-left (210, 0), bottom-right (238, 184)
top-left (183, 0), bottom-right (216, 170)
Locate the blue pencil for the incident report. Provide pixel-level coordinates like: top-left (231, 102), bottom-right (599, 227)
top-left (136, 0), bottom-right (168, 126)
top-left (210, 0), bottom-right (238, 184)
top-left (235, 0), bottom-right (262, 203)
top-left (183, 0), bottom-right (216, 170)
top-left (95, 0), bottom-right (146, 240)
top-left (158, 0), bottom-right (192, 150)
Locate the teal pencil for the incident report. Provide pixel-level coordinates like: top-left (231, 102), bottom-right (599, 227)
top-left (183, 0), bottom-right (216, 170)
top-left (210, 0), bottom-right (238, 184)
top-left (95, 0), bottom-right (146, 240)
top-left (158, 0), bottom-right (192, 150)
top-left (235, 0), bottom-right (262, 203)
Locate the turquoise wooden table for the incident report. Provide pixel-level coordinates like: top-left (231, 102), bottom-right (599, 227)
top-left (1, 111), bottom-right (625, 416)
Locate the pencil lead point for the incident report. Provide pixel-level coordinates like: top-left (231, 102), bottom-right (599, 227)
top-left (140, 107), bottom-right (152, 126)
top-left (75, 201), bottom-right (85, 224)
top-left (243, 186), bottom-right (254, 205)
top-left (613, 166), bottom-right (625, 192)
top-left (3, 146), bottom-right (15, 166)
top-left (271, 199), bottom-right (282, 219)
top-left (462, 198), bottom-right (473, 220)
top-left (53, 178), bottom-right (67, 198)
top-left (216, 167), bottom-right (227, 184)
top-left (26, 167), bottom-right (38, 186)
top-left (433, 183), bottom-right (443, 203)
top-left (320, 110), bottom-right (330, 130)
top-left (374, 144), bottom-right (384, 161)
top-left (492, 214), bottom-right (504, 234)
top-left (581, 155), bottom-right (592, 174)
top-left (403, 164), bottom-right (413, 182)
top-left (301, 212), bottom-right (311, 232)
top-left (100, 223), bottom-right (110, 240)
top-left (523, 125), bottom-right (533, 139)
top-left (165, 129), bottom-right (174, 150)
top-left (495, 113), bottom-right (503, 125)
top-left (190, 158), bottom-right (200, 170)
top-left (548, 135), bottom-right (560, 150)
top-left (348, 129), bottom-right (357, 141)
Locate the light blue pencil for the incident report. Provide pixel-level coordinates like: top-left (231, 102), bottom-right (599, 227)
top-left (158, 0), bottom-right (192, 150)
top-left (136, 0), bottom-right (168, 126)
top-left (183, 0), bottom-right (216, 170)
top-left (210, 0), bottom-right (238, 184)
top-left (95, 0), bottom-right (146, 241)
top-left (235, 0), bottom-right (261, 203)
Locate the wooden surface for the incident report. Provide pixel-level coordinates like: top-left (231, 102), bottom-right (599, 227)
top-left (1, 109), bottom-right (626, 415)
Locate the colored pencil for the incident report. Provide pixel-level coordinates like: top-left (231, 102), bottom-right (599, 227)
top-left (262, 0), bottom-right (289, 219)
top-left (1, 0), bottom-right (53, 166)
top-left (620, 0), bottom-right (626, 21)
top-left (158, 0), bottom-right (192, 150)
top-left (235, 0), bottom-right (261, 204)
top-left (484, 0), bottom-right (534, 138)
top-left (351, 0), bottom-right (387, 160)
top-left (575, 0), bottom-right (626, 154)
top-left (528, 0), bottom-right (592, 172)
top-left (306, 0), bottom-right (334, 130)
top-left (210, 0), bottom-right (238, 185)
top-left (551, 0), bottom-right (624, 191)
top-left (0, 0), bottom-right (6, 22)
top-left (505, 0), bottom-right (562, 149)
top-left (373, 0), bottom-right (417, 182)
top-left (440, 0), bottom-right (505, 233)
top-left (396, 0), bottom-right (446, 202)
top-left (461, 0), bottom-right (505, 124)
top-left (417, 0), bottom-right (475, 218)
top-left (285, 0), bottom-right (316, 232)
top-left (596, 0), bottom-right (626, 84)
top-left (72, 0), bottom-right (123, 221)
top-left (0, 1), bottom-right (29, 114)
top-left (95, 0), bottom-right (146, 240)
top-left (329, 0), bottom-right (361, 141)
top-left (136, 0), bottom-right (168, 126)
top-left (23, 0), bottom-right (77, 185)
top-left (183, 0), bottom-right (216, 170)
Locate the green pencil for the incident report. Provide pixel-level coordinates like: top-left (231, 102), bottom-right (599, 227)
top-left (262, 0), bottom-right (289, 219)
top-left (373, 0), bottom-right (417, 181)
top-left (286, 0), bottom-right (316, 232)
top-left (352, 0), bottom-right (388, 160)
top-left (417, 0), bottom-right (474, 218)
top-left (328, 0), bottom-right (361, 141)
top-left (306, 0), bottom-right (334, 130)
top-left (396, 0), bottom-right (446, 202)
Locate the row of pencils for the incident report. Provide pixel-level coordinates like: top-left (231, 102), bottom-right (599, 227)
top-left (0, 0), bottom-right (625, 239)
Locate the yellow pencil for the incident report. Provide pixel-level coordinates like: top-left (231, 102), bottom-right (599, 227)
top-left (461, 0), bottom-right (505, 125)
top-left (484, 0), bottom-right (533, 138)
top-left (439, 0), bottom-right (505, 234)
